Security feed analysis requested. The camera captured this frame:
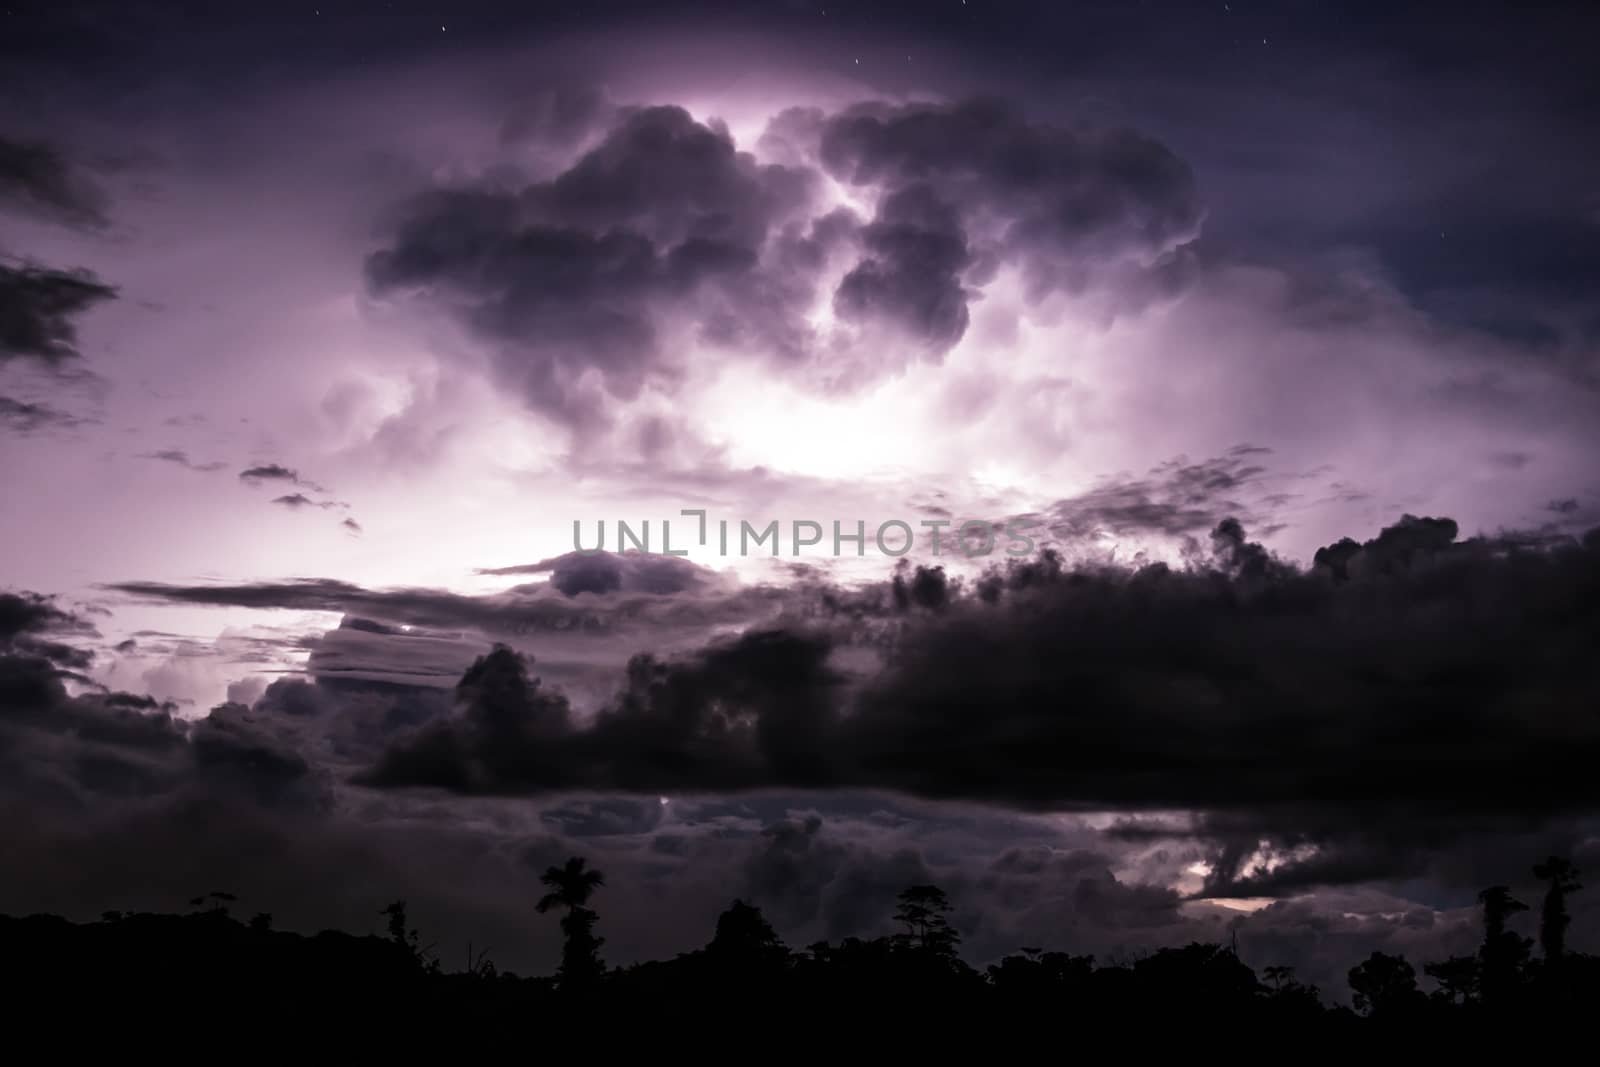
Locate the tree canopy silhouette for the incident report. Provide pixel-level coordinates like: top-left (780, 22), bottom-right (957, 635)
top-left (1348, 951), bottom-right (1422, 1019)
top-left (893, 883), bottom-right (960, 960)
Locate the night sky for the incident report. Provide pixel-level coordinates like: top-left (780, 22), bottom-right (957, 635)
top-left (3, 1), bottom-right (1599, 994)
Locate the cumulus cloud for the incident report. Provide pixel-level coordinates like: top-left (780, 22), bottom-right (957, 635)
top-left (110, 511), bottom-right (1600, 847)
top-left (364, 627), bottom-right (843, 793)
top-left (4, 571), bottom-right (1593, 985)
top-left (366, 104), bottom-right (820, 434)
top-left (239, 464), bottom-right (323, 491)
top-left (0, 263), bottom-right (117, 364)
top-left (476, 549), bottom-right (720, 597)
top-left (817, 96), bottom-right (1203, 304)
top-left (365, 95), bottom-right (1204, 438)
top-left (106, 552), bottom-right (786, 655)
top-left (1, 589), bottom-right (333, 840)
top-left (831, 182), bottom-right (972, 364)
top-left (0, 589), bottom-right (98, 670)
top-left (342, 512), bottom-right (1600, 905)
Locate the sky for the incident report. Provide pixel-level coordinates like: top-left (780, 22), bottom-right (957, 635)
top-left (3, 0), bottom-right (1599, 993)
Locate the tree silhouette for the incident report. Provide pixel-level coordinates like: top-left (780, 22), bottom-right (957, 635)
top-left (1262, 964), bottom-right (1322, 1013)
top-left (382, 900), bottom-right (411, 946)
top-left (1423, 955), bottom-right (1480, 1005)
top-left (9, 851), bottom-right (1600, 1036)
top-left (537, 856), bottom-right (606, 988)
top-left (380, 898), bottom-right (435, 969)
top-left (1348, 951), bottom-right (1420, 1018)
top-left (1532, 856), bottom-right (1582, 961)
top-left (464, 941), bottom-right (497, 978)
top-left (537, 855), bottom-right (605, 914)
top-left (708, 899), bottom-right (788, 968)
top-left (190, 890), bottom-right (236, 917)
top-left (1477, 885), bottom-right (1531, 1006)
top-left (5, 869), bottom-right (1600, 1037)
top-left (987, 948), bottom-right (1095, 997)
top-left (893, 884), bottom-right (960, 960)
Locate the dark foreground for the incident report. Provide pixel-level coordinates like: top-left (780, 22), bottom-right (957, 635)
top-left (7, 881), bottom-right (1596, 1044)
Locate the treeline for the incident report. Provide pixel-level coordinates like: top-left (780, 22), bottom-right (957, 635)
top-left (7, 855), bottom-right (1593, 1040)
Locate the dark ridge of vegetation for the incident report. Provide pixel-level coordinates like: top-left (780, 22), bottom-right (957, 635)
top-left (7, 855), bottom-right (1595, 1040)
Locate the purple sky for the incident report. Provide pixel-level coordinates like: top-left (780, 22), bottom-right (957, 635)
top-left (3, 1), bottom-right (1599, 993)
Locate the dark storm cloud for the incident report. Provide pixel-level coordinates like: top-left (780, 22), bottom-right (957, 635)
top-left (0, 593), bottom-right (196, 802)
top-left (1197, 814), bottom-right (1594, 902)
top-left (0, 589), bottom-right (330, 814)
top-left (246, 664), bottom-right (452, 767)
top-left (107, 577), bottom-right (512, 628)
top-left (362, 628), bottom-right (842, 793)
top-left (9, 0), bottom-right (1599, 988)
top-left (846, 518), bottom-right (1600, 815)
top-left (0, 622), bottom-right (426, 961)
top-left (366, 104), bottom-right (819, 431)
top-left (0, 135), bottom-right (110, 230)
top-left (300, 616), bottom-right (476, 692)
top-left (270, 493), bottom-right (346, 511)
top-left (540, 795), bottom-right (666, 838)
top-left (476, 549), bottom-right (716, 597)
top-left (0, 394), bottom-right (81, 434)
top-left (739, 812), bottom-right (932, 939)
top-left (1041, 448), bottom-right (1277, 544)
top-left (0, 263), bottom-right (117, 364)
top-left (832, 182), bottom-right (971, 352)
top-left (3, 582), bottom-right (1211, 975)
top-left (818, 96), bottom-right (1203, 303)
top-left (106, 559), bottom-right (786, 643)
top-left (238, 464), bottom-right (321, 490)
top-left (0, 599), bottom-right (1583, 982)
top-left (367, 95), bottom-right (1204, 425)
top-left (530, 104), bottom-right (816, 248)
top-left (354, 516), bottom-right (1600, 848)
top-left (0, 589), bottom-right (98, 670)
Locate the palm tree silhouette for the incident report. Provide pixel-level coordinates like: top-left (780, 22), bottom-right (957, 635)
top-left (537, 856), bottom-right (606, 988)
top-left (536, 856), bottom-right (605, 916)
